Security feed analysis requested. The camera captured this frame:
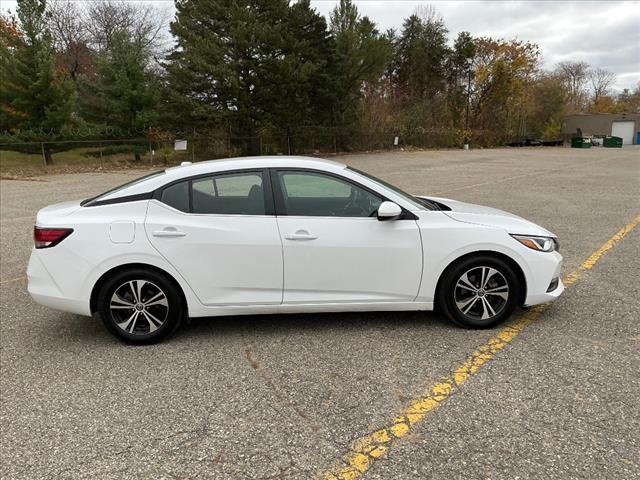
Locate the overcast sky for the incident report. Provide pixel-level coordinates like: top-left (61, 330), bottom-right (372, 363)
top-left (3, 0), bottom-right (639, 91)
top-left (311, 0), bottom-right (639, 91)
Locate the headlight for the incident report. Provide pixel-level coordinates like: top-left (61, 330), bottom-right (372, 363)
top-left (511, 234), bottom-right (558, 252)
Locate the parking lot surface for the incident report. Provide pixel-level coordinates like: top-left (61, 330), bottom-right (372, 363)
top-left (1, 147), bottom-right (639, 479)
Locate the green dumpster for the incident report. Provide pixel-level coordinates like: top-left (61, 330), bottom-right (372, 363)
top-left (603, 136), bottom-right (623, 148)
top-left (571, 137), bottom-right (592, 148)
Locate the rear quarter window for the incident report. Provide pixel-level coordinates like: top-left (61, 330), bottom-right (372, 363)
top-left (82, 171), bottom-right (165, 206)
top-left (160, 181), bottom-right (189, 212)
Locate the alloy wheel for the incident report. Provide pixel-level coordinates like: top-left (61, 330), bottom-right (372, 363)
top-left (453, 266), bottom-right (509, 321)
top-left (109, 280), bottom-right (169, 335)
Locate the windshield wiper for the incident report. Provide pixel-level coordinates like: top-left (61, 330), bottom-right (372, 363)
top-left (413, 196), bottom-right (440, 210)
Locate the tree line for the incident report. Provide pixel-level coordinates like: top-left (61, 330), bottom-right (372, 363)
top-left (1, 0), bottom-right (639, 160)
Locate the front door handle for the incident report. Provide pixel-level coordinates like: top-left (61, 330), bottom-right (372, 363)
top-left (153, 228), bottom-right (187, 238)
top-left (285, 230), bottom-right (318, 241)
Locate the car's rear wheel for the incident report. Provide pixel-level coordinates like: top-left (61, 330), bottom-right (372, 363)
top-left (438, 255), bottom-right (520, 328)
top-left (97, 268), bottom-right (183, 344)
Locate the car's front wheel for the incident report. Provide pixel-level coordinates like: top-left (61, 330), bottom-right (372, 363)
top-left (438, 255), bottom-right (521, 328)
top-left (97, 268), bottom-right (183, 344)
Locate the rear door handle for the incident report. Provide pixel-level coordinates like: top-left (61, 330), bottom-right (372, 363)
top-left (285, 230), bottom-right (318, 241)
top-left (153, 228), bottom-right (187, 238)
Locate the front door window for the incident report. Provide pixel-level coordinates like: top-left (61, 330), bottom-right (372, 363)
top-left (276, 171), bottom-right (382, 217)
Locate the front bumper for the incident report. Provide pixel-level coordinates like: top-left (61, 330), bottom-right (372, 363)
top-left (523, 250), bottom-right (564, 306)
top-left (526, 276), bottom-right (565, 306)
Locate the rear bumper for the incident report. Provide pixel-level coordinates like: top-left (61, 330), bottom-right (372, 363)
top-left (27, 250), bottom-right (91, 316)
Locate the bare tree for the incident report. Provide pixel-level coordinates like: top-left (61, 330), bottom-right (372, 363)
top-left (84, 0), bottom-right (170, 54)
top-left (589, 67), bottom-right (616, 102)
top-left (415, 4), bottom-right (443, 24)
top-left (556, 60), bottom-right (590, 112)
top-left (48, 0), bottom-right (84, 50)
top-left (47, 0), bottom-right (93, 79)
top-left (47, 0), bottom-right (169, 77)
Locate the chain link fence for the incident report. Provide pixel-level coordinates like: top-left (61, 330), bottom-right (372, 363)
top-left (0, 127), bottom-right (515, 174)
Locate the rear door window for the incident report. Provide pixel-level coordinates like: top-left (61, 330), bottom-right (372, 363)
top-left (192, 172), bottom-right (265, 215)
top-left (158, 171), bottom-right (266, 215)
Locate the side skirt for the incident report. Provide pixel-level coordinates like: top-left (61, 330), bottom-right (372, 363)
top-left (188, 301), bottom-right (434, 318)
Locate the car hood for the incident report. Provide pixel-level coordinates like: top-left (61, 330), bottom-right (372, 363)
top-left (418, 196), bottom-right (555, 237)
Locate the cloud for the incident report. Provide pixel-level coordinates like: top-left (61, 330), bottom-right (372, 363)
top-left (311, 0), bottom-right (640, 90)
top-left (2, 0), bottom-right (638, 90)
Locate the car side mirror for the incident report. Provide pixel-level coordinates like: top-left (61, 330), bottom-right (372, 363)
top-left (377, 201), bottom-right (402, 221)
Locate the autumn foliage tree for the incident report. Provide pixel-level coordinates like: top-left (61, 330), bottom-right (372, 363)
top-left (1, 0), bottom-right (76, 163)
top-left (0, 13), bottom-right (25, 130)
top-left (1, 0), bottom-right (637, 156)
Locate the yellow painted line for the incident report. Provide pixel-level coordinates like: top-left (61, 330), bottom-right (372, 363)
top-left (431, 170), bottom-right (563, 196)
top-left (321, 213), bottom-right (640, 480)
top-left (0, 215), bottom-right (35, 223)
top-left (430, 161), bottom-right (602, 196)
top-left (0, 276), bottom-right (25, 285)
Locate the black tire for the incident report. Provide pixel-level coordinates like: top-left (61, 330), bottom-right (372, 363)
top-left (438, 255), bottom-right (521, 329)
top-left (97, 268), bottom-right (183, 344)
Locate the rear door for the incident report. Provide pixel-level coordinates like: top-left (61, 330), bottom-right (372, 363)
top-left (272, 169), bottom-right (423, 304)
top-left (145, 169), bottom-right (283, 306)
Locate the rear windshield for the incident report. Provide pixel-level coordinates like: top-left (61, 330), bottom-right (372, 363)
top-left (81, 171), bottom-right (165, 206)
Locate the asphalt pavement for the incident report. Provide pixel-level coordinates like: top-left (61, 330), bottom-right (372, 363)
top-left (1, 147), bottom-right (638, 479)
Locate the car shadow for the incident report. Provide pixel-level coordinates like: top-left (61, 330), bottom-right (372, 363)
top-left (179, 309), bottom-right (454, 339)
top-left (40, 309), bottom-right (456, 348)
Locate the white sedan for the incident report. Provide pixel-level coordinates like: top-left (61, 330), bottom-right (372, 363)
top-left (28, 156), bottom-right (564, 343)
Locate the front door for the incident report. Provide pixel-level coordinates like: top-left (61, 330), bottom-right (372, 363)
top-left (272, 169), bottom-right (422, 304)
top-left (145, 170), bottom-right (283, 306)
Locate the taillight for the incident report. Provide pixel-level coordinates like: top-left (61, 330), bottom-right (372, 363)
top-left (34, 227), bottom-right (73, 249)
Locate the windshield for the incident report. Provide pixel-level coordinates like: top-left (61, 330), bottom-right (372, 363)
top-left (81, 170), bottom-right (165, 206)
top-left (347, 167), bottom-right (437, 210)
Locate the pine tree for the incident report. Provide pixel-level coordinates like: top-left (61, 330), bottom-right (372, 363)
top-left (80, 31), bottom-right (160, 133)
top-left (0, 0), bottom-right (75, 147)
top-left (447, 31), bottom-right (475, 129)
top-left (394, 10), bottom-right (450, 126)
top-left (329, 0), bottom-right (391, 126)
top-left (165, 0), bottom-right (334, 152)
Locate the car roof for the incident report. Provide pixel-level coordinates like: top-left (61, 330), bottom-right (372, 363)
top-left (94, 156), bottom-right (347, 202)
top-left (165, 156), bottom-right (346, 177)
